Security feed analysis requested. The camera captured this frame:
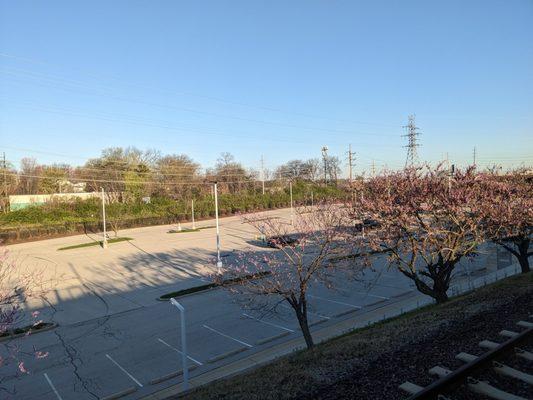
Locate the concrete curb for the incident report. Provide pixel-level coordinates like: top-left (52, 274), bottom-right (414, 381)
top-left (100, 386), bottom-right (137, 400)
top-left (0, 323), bottom-right (58, 343)
top-left (149, 365), bottom-right (199, 385)
top-left (255, 331), bottom-right (290, 345)
top-left (207, 347), bottom-right (248, 364)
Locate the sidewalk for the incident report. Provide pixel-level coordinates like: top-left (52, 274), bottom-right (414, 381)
top-left (141, 262), bottom-right (521, 400)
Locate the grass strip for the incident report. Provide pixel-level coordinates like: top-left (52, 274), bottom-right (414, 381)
top-left (168, 225), bottom-right (215, 234)
top-left (159, 271), bottom-right (271, 300)
top-left (0, 322), bottom-right (56, 341)
top-left (58, 237), bottom-right (133, 251)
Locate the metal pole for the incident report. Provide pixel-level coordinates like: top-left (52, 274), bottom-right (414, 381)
top-left (261, 155), bottom-right (265, 195)
top-left (191, 199), bottom-right (195, 230)
top-left (214, 183), bottom-right (222, 272)
top-left (170, 299), bottom-right (188, 391)
top-left (311, 191), bottom-right (314, 207)
top-left (101, 187), bottom-right (108, 248)
top-left (2, 152), bottom-right (7, 213)
top-left (289, 181), bottom-right (293, 225)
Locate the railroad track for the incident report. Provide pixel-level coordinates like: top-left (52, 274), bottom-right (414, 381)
top-left (399, 317), bottom-right (533, 400)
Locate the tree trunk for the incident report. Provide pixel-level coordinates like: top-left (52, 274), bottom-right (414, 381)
top-left (294, 304), bottom-right (314, 349)
top-left (433, 289), bottom-right (449, 304)
top-left (517, 238), bottom-right (530, 273)
top-left (517, 254), bottom-right (530, 273)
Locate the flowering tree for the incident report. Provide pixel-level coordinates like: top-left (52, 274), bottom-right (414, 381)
top-left (351, 166), bottom-right (486, 304)
top-left (0, 248), bottom-right (49, 390)
top-left (218, 203), bottom-right (355, 349)
top-left (480, 171), bottom-right (532, 273)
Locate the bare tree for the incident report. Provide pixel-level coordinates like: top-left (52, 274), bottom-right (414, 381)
top-left (480, 171), bottom-right (532, 273)
top-left (217, 203), bottom-right (355, 349)
top-left (0, 248), bottom-right (49, 387)
top-left (351, 165), bottom-right (486, 304)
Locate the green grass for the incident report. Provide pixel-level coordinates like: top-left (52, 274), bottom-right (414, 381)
top-left (58, 237), bottom-right (133, 251)
top-left (159, 271), bottom-right (271, 300)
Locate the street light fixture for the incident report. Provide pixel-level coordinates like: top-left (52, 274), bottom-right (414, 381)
top-left (101, 187), bottom-right (108, 249)
top-left (213, 182), bottom-right (222, 273)
top-left (170, 298), bottom-right (189, 391)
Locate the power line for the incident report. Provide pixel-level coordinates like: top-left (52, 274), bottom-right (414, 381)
top-left (7, 172), bottom-right (258, 186)
top-left (0, 53), bottom-right (400, 129)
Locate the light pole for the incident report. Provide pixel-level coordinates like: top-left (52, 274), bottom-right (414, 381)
top-left (169, 298), bottom-right (188, 391)
top-left (289, 181), bottom-right (293, 225)
top-left (191, 199), bottom-right (195, 230)
top-left (214, 183), bottom-right (222, 273)
top-left (101, 187), bottom-right (108, 248)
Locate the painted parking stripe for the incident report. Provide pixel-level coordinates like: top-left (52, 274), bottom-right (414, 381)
top-left (156, 338), bottom-right (203, 365)
top-left (105, 354), bottom-right (143, 387)
top-left (351, 291), bottom-right (390, 300)
top-left (44, 373), bottom-right (63, 400)
top-left (280, 303), bottom-right (331, 320)
top-left (308, 294), bottom-right (363, 308)
top-left (202, 325), bottom-right (253, 348)
top-left (242, 313), bottom-right (295, 332)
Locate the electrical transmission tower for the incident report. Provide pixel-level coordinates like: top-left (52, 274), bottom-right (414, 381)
top-left (347, 144), bottom-right (356, 182)
top-left (403, 115), bottom-right (421, 168)
top-left (321, 146), bottom-right (329, 185)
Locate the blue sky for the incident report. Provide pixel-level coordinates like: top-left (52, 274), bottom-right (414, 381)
top-left (1, 0), bottom-right (532, 174)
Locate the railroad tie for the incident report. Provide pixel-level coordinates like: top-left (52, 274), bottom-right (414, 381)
top-left (479, 340), bottom-right (500, 350)
top-left (428, 366), bottom-right (452, 378)
top-left (492, 361), bottom-right (533, 385)
top-left (455, 352), bottom-right (478, 363)
top-left (515, 347), bottom-right (533, 361)
top-left (467, 377), bottom-right (528, 400)
top-left (398, 381), bottom-right (423, 395)
top-left (499, 330), bottom-right (519, 338)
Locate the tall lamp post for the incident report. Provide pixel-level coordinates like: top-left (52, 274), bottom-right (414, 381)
top-left (213, 182), bottom-right (222, 273)
top-left (170, 298), bottom-right (188, 391)
top-left (289, 180), bottom-right (294, 225)
top-left (101, 187), bottom-right (108, 249)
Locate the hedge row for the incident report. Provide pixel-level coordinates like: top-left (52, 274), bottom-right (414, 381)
top-left (1, 184), bottom-right (346, 243)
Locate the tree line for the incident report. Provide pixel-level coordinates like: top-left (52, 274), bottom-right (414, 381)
top-left (0, 147), bottom-right (344, 211)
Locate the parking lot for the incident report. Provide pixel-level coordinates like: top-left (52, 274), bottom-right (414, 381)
top-left (2, 208), bottom-right (517, 400)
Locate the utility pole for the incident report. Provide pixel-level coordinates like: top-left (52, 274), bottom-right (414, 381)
top-left (473, 146), bottom-right (477, 168)
top-left (403, 115), bottom-right (421, 168)
top-left (289, 181), bottom-right (293, 225)
top-left (101, 187), bottom-right (108, 249)
top-left (260, 155), bottom-right (265, 195)
top-left (2, 152), bottom-right (7, 213)
top-left (214, 182), bottom-right (222, 273)
top-left (371, 160), bottom-right (376, 177)
top-left (347, 144), bottom-right (356, 183)
top-left (191, 199), bottom-right (195, 230)
top-left (321, 146), bottom-right (329, 185)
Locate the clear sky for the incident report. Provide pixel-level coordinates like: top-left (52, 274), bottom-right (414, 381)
top-left (1, 0), bottom-right (532, 175)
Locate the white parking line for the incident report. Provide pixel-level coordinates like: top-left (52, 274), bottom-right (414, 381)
top-left (203, 325), bottom-right (253, 348)
top-left (156, 338), bottom-right (203, 365)
top-left (280, 303), bottom-right (331, 320)
top-left (308, 294), bottom-right (363, 308)
top-left (242, 313), bottom-right (295, 332)
top-left (44, 373), bottom-right (63, 400)
top-left (105, 354), bottom-right (143, 387)
top-left (353, 292), bottom-right (390, 300)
